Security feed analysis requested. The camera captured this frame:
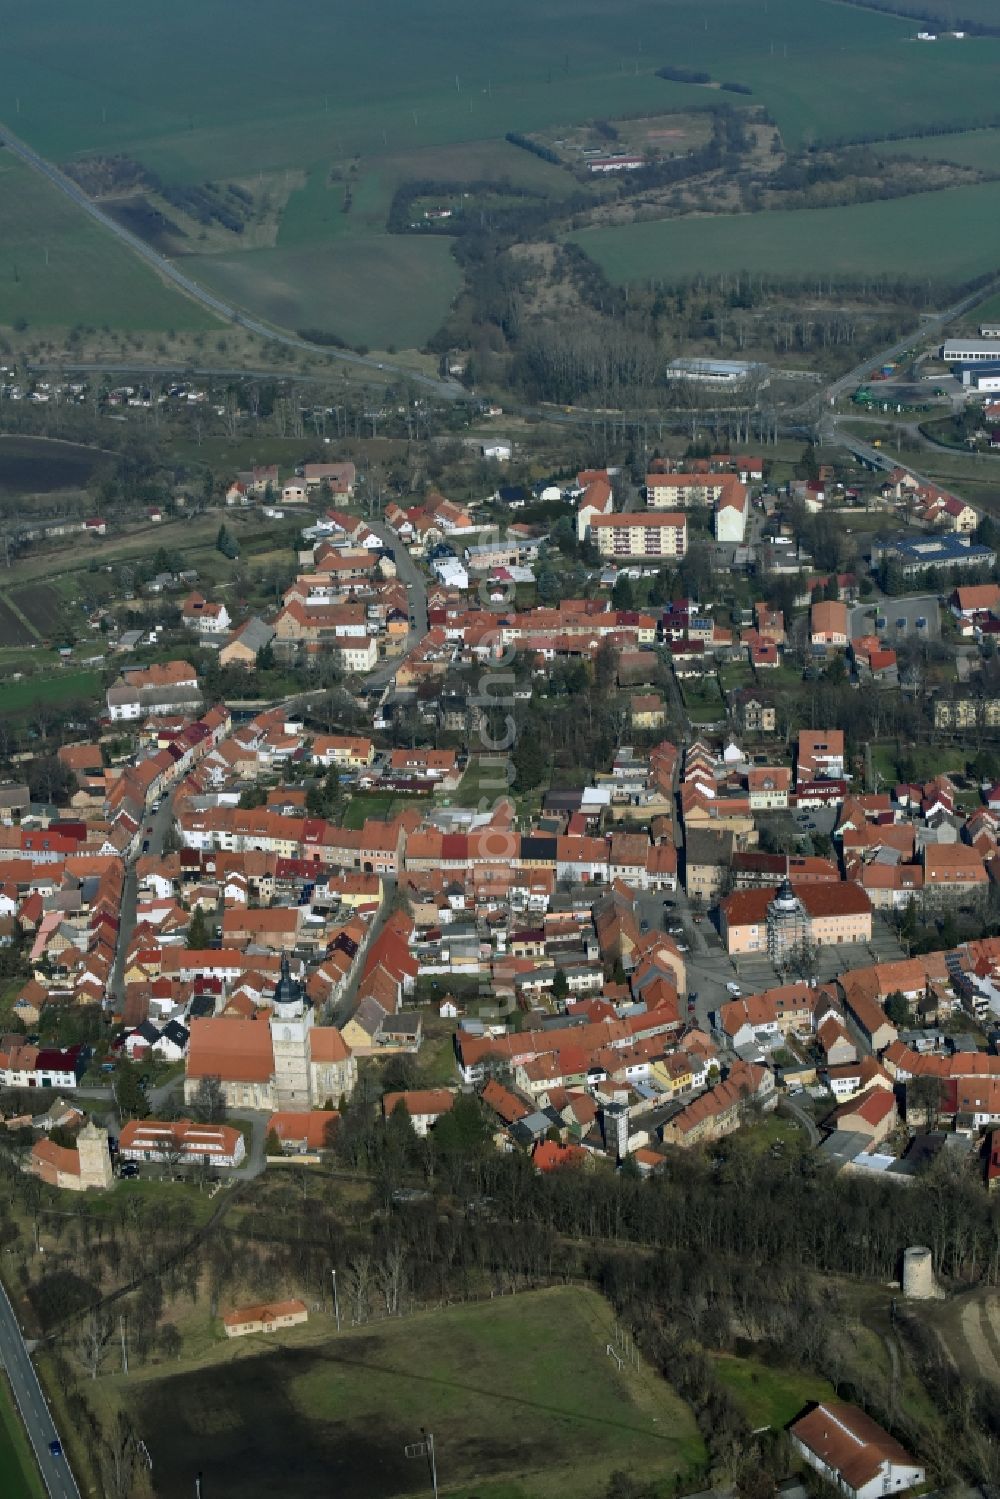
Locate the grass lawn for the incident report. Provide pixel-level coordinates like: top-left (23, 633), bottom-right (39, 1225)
top-left (740, 1112), bottom-right (807, 1156)
top-left (339, 791), bottom-right (431, 830)
top-left (457, 754), bottom-right (514, 807)
top-left (0, 155), bottom-right (216, 333)
top-left (870, 741), bottom-right (966, 786)
top-left (711, 1353), bottom-right (833, 1431)
top-left (0, 669), bottom-right (102, 718)
top-left (572, 181), bottom-right (1000, 286)
top-left (719, 664), bottom-right (754, 693)
top-left (681, 677), bottom-right (725, 724)
top-left (716, 1355), bottom-right (833, 1433)
top-left (120, 1286), bottom-right (706, 1499)
top-left (0, 1373), bottom-right (45, 1499)
top-left (81, 1176), bottom-right (222, 1227)
top-left (764, 664), bottom-right (805, 689)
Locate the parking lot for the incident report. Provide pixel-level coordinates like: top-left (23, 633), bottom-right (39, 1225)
top-left (850, 594), bottom-right (940, 642)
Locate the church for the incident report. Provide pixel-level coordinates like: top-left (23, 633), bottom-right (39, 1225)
top-left (183, 956), bottom-right (357, 1112)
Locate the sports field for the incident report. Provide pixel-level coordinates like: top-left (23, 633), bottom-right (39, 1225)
top-left (125, 1287), bottom-right (706, 1499)
top-left (0, 154), bottom-right (215, 332)
top-left (572, 181), bottom-right (1000, 286)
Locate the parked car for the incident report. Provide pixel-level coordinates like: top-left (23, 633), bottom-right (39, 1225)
top-left (726, 982), bottom-right (742, 996)
top-left (118, 1163), bottom-right (139, 1179)
top-left (916, 616), bottom-right (927, 629)
top-left (896, 616), bottom-right (906, 629)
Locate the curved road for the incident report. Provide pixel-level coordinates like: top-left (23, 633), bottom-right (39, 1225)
top-left (0, 122), bottom-right (465, 403)
top-left (0, 1279), bottom-right (80, 1498)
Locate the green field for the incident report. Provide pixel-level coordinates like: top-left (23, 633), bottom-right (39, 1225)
top-left (185, 234), bottom-right (461, 349)
top-left (0, 155), bottom-right (215, 332)
top-left (968, 289), bottom-right (1000, 323)
top-left (340, 790), bottom-right (430, 829)
top-left (573, 181), bottom-right (1000, 285)
top-left (0, 1376), bottom-right (44, 1499)
top-left (0, 669), bottom-right (102, 718)
top-left (2, 0), bottom-right (1000, 346)
top-left (6, 0), bottom-right (1000, 172)
top-left (712, 1353), bottom-right (833, 1431)
top-left (125, 1287), bottom-right (706, 1499)
top-left (878, 126), bottom-right (1000, 170)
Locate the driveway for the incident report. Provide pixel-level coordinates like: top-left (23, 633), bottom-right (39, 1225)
top-left (231, 1110), bottom-right (269, 1179)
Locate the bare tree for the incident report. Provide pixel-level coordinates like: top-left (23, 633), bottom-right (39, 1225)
top-left (376, 1240), bottom-right (408, 1317)
top-left (77, 1310), bottom-right (113, 1380)
top-left (100, 1411), bottom-right (141, 1499)
top-left (342, 1253), bottom-right (374, 1324)
top-left (190, 1075), bottom-right (227, 1124)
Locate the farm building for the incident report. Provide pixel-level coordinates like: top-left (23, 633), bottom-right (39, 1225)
top-left (790, 1401), bottom-right (924, 1499)
top-left (223, 1299), bottom-right (309, 1339)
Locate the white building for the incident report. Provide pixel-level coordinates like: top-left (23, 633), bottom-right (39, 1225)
top-left (335, 636), bottom-right (379, 673)
top-left (790, 1402), bottom-right (924, 1499)
top-left (118, 1119), bottom-right (247, 1169)
top-left (714, 487), bottom-right (748, 543)
top-left (432, 557), bottom-right (469, 590)
top-left (943, 339), bottom-right (1000, 362)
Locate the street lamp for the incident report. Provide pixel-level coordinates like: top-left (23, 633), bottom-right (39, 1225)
top-left (331, 1268), bottom-right (341, 1332)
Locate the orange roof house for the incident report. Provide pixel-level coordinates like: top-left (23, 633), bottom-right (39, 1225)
top-left (790, 1403), bottom-right (923, 1499)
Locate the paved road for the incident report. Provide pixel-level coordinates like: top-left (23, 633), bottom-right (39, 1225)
top-left (231, 1110), bottom-right (269, 1179)
top-left (366, 516), bottom-right (428, 640)
top-left (821, 283), bottom-right (1000, 406)
top-left (0, 1279), bottom-right (80, 1498)
top-left (0, 121), bottom-right (465, 404)
top-left (110, 786), bottom-right (176, 1006)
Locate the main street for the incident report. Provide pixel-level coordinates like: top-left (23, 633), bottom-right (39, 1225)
top-left (0, 1279), bottom-right (80, 1499)
top-left (109, 787), bottom-right (176, 1006)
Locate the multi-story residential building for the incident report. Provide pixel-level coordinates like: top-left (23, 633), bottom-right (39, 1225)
top-left (922, 844), bottom-right (988, 909)
top-left (645, 473), bottom-right (736, 508)
top-left (589, 512), bottom-right (687, 560)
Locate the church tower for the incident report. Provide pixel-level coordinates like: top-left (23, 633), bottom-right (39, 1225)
top-left (77, 1119), bottom-right (114, 1191)
top-left (766, 878), bottom-right (810, 968)
top-left (269, 955), bottom-right (314, 1109)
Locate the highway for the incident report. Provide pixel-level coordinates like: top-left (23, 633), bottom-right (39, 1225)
top-left (0, 121), bottom-right (465, 404)
top-left (0, 1279), bottom-right (80, 1498)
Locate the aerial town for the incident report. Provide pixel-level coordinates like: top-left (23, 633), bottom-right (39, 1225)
top-left (5, 18), bottom-right (1000, 1472)
top-left (6, 350), bottom-right (1000, 1493)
